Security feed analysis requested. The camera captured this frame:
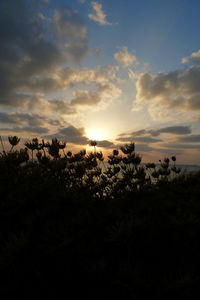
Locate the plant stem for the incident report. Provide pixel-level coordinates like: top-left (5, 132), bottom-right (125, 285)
top-left (0, 136), bottom-right (5, 152)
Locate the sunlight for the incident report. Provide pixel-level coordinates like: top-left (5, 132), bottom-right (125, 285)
top-left (87, 129), bottom-right (104, 141)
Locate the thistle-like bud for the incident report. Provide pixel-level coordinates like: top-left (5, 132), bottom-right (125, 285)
top-left (67, 151), bottom-right (72, 157)
top-left (36, 151), bottom-right (42, 160)
top-left (133, 154), bottom-right (141, 165)
top-left (80, 149), bottom-right (86, 156)
top-left (96, 151), bottom-right (104, 161)
top-left (164, 157), bottom-right (170, 164)
top-left (48, 144), bottom-right (60, 158)
top-left (25, 138), bottom-right (39, 151)
top-left (120, 143), bottom-right (135, 154)
top-left (113, 149), bottom-right (119, 156)
top-left (90, 140), bottom-right (97, 147)
top-left (151, 170), bottom-right (160, 178)
top-left (58, 142), bottom-right (66, 149)
top-left (8, 136), bottom-right (20, 146)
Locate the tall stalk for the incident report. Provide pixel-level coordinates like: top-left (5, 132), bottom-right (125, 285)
top-left (0, 136), bottom-right (5, 152)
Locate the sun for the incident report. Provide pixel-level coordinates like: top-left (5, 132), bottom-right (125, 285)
top-left (87, 129), bottom-right (104, 141)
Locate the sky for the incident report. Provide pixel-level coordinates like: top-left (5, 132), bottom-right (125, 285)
top-left (1, 0), bottom-right (200, 164)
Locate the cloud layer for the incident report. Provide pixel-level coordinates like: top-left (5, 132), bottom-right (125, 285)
top-left (117, 125), bottom-right (200, 155)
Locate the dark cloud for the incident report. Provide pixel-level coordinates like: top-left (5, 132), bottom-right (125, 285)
top-left (116, 125), bottom-right (199, 155)
top-left (0, 0), bottom-right (88, 107)
top-left (117, 129), bottom-right (146, 137)
top-left (43, 126), bottom-right (89, 145)
top-left (161, 143), bottom-right (200, 150)
top-left (48, 100), bottom-right (76, 115)
top-left (0, 112), bottom-right (65, 133)
top-left (0, 112), bottom-right (44, 126)
top-left (114, 143), bottom-right (154, 152)
top-left (116, 136), bottom-right (162, 143)
top-left (156, 148), bottom-right (184, 156)
top-left (96, 140), bottom-right (114, 148)
top-left (118, 126), bottom-right (192, 142)
top-left (177, 135), bottom-right (200, 143)
top-left (149, 126), bottom-right (192, 136)
top-left (131, 129), bottom-right (146, 136)
top-left (0, 126), bottom-right (49, 134)
top-left (134, 144), bottom-right (154, 152)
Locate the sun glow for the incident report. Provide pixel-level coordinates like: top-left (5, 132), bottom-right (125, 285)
top-left (87, 129), bottom-right (104, 141)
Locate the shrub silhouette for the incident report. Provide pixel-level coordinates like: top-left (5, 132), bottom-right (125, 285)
top-left (0, 135), bottom-right (200, 298)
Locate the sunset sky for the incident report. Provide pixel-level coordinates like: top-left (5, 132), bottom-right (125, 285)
top-left (1, 0), bottom-right (200, 164)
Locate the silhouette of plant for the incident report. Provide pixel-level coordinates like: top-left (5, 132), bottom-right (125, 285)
top-left (8, 136), bottom-right (20, 151)
top-left (1, 135), bottom-right (200, 299)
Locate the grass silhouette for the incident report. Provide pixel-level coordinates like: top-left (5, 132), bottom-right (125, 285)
top-left (0, 136), bottom-right (200, 298)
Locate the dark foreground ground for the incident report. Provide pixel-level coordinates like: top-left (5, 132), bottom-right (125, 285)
top-left (1, 141), bottom-right (200, 299)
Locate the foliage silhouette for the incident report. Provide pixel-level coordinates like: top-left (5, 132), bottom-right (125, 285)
top-left (0, 136), bottom-right (200, 298)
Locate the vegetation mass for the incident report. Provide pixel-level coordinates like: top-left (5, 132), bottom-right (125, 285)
top-left (0, 136), bottom-right (200, 298)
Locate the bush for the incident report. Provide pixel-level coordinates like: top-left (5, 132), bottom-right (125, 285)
top-left (0, 136), bottom-right (200, 298)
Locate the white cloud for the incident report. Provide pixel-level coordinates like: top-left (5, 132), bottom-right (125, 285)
top-left (88, 1), bottom-right (111, 25)
top-left (114, 47), bottom-right (137, 67)
top-left (182, 49), bottom-right (200, 65)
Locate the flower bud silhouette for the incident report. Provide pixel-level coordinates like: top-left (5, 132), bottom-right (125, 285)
top-left (8, 136), bottom-right (20, 146)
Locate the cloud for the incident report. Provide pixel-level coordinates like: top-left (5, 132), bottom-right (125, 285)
top-left (114, 47), bottom-right (137, 67)
top-left (182, 49), bottom-right (200, 65)
top-left (71, 90), bottom-right (101, 106)
top-left (134, 144), bottom-right (154, 152)
top-left (43, 126), bottom-right (89, 145)
top-left (0, 112), bottom-right (45, 127)
top-left (47, 100), bottom-right (76, 115)
top-left (133, 60), bottom-right (200, 119)
top-left (149, 126), bottom-right (192, 136)
top-left (114, 142), bottom-right (154, 152)
top-left (116, 125), bottom-right (200, 157)
top-left (118, 129), bottom-right (147, 137)
top-left (177, 135), bottom-right (200, 143)
top-left (156, 148), bottom-right (184, 156)
top-left (116, 125), bottom-right (195, 157)
top-left (0, 112), bottom-right (66, 135)
top-left (117, 126), bottom-right (191, 144)
top-left (161, 143), bottom-right (200, 150)
top-left (20, 66), bottom-right (102, 94)
top-left (0, 0), bottom-right (88, 108)
top-left (88, 1), bottom-right (111, 25)
top-left (116, 136), bottom-right (162, 143)
top-left (128, 68), bottom-right (138, 80)
top-left (96, 140), bottom-right (114, 148)
top-left (70, 82), bottom-right (121, 107)
top-left (52, 8), bottom-right (88, 63)
top-left (2, 65), bottom-right (120, 110)
top-left (43, 126), bottom-right (115, 147)
top-left (0, 126), bottom-right (49, 134)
